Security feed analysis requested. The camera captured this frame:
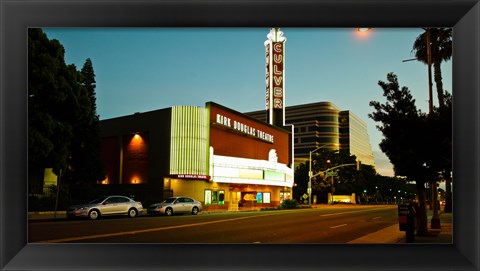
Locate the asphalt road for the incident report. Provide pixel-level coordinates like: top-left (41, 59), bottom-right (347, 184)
top-left (29, 205), bottom-right (398, 243)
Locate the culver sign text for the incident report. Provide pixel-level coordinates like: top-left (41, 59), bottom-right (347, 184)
top-left (266, 42), bottom-right (284, 110)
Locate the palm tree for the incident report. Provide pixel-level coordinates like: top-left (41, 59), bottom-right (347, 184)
top-left (412, 28), bottom-right (453, 214)
top-left (412, 28), bottom-right (452, 110)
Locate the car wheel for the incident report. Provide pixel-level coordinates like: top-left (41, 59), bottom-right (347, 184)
top-left (128, 208), bottom-right (137, 218)
top-left (88, 209), bottom-right (100, 220)
top-left (165, 207), bottom-right (173, 216)
top-left (192, 206), bottom-right (199, 215)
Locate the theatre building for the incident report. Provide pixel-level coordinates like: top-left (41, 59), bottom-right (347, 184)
top-left (99, 102), bottom-right (294, 211)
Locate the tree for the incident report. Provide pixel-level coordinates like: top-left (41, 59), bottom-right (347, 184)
top-left (28, 28), bottom-right (77, 193)
top-left (64, 58), bottom-right (105, 200)
top-left (412, 28), bottom-right (452, 110)
top-left (369, 73), bottom-right (432, 235)
top-left (294, 149), bottom-right (369, 204)
top-left (28, 29), bottom-right (105, 206)
top-left (424, 93), bottom-right (453, 213)
top-left (293, 149), bottom-right (340, 203)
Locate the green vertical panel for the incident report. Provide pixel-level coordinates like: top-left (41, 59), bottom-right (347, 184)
top-left (170, 107), bottom-right (174, 174)
top-left (188, 107), bottom-right (192, 172)
top-left (170, 107), bottom-right (176, 174)
top-left (182, 107), bottom-right (186, 172)
top-left (205, 105), bottom-right (210, 176)
top-left (169, 106), bottom-right (209, 175)
top-left (194, 107), bottom-right (199, 173)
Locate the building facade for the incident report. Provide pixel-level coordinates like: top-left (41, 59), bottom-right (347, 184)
top-left (99, 102), bottom-right (294, 211)
top-left (245, 101), bottom-right (375, 168)
top-left (339, 110), bottom-right (375, 166)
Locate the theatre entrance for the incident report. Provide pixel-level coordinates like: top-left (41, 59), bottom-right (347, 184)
top-left (229, 191), bottom-right (240, 211)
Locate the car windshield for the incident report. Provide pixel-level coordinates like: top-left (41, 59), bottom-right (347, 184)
top-left (89, 197), bottom-right (108, 204)
top-left (163, 198), bottom-right (177, 203)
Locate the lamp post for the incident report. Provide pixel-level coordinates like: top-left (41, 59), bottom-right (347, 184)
top-left (327, 159), bottom-right (333, 203)
top-left (308, 143), bottom-right (338, 205)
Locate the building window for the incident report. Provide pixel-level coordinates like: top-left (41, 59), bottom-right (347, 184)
top-left (301, 137), bottom-right (317, 143)
top-left (206, 190), bottom-right (224, 205)
top-left (212, 191), bottom-right (218, 203)
top-left (280, 191), bottom-right (290, 203)
top-left (264, 193), bottom-right (271, 204)
top-left (218, 190), bottom-right (225, 205)
top-left (256, 193), bottom-right (263, 203)
top-left (255, 192), bottom-right (271, 204)
top-left (205, 190), bottom-right (212, 205)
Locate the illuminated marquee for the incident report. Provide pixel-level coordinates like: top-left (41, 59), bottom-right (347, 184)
top-left (169, 174), bottom-right (211, 180)
top-left (215, 114), bottom-right (274, 143)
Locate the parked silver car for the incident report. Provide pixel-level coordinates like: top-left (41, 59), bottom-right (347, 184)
top-left (67, 195), bottom-right (143, 220)
top-left (148, 196), bottom-right (202, 216)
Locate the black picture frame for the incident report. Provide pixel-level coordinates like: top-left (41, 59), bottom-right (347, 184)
top-left (1, 0), bottom-right (479, 270)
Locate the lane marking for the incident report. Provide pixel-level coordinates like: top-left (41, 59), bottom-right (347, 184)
top-left (320, 208), bottom-right (390, 217)
top-left (372, 216), bottom-right (382, 220)
top-left (330, 224), bottom-right (348, 229)
top-left (39, 213), bottom-right (275, 243)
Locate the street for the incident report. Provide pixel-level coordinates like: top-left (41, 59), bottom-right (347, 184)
top-left (29, 205), bottom-right (398, 243)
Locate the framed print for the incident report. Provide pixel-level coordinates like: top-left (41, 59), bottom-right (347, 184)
top-left (1, 0), bottom-right (479, 270)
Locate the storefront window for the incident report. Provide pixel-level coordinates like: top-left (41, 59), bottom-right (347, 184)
top-left (256, 193), bottom-right (263, 203)
top-left (212, 191), bottom-right (218, 203)
top-left (205, 190), bottom-right (212, 205)
top-left (253, 192), bottom-right (271, 204)
top-left (280, 191), bottom-right (290, 203)
top-left (218, 190), bottom-right (225, 205)
top-left (264, 193), bottom-right (271, 204)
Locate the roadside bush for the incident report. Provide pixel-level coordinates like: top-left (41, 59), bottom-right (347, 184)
top-left (279, 199), bottom-right (300, 209)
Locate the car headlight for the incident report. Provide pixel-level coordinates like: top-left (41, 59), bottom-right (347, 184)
top-left (76, 207), bottom-right (87, 211)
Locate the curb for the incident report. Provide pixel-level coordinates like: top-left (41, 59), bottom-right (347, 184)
top-left (348, 224), bottom-right (405, 244)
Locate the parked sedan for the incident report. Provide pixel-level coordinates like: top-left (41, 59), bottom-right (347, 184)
top-left (67, 195), bottom-right (143, 220)
top-left (148, 196), bottom-right (202, 216)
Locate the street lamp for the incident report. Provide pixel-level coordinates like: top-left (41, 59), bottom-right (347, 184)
top-left (308, 143), bottom-right (338, 205)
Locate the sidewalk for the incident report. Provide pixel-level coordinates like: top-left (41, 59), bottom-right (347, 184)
top-left (28, 211), bottom-right (67, 220)
top-left (349, 210), bottom-right (452, 244)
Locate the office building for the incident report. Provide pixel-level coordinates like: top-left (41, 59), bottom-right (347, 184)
top-left (245, 101), bottom-right (375, 168)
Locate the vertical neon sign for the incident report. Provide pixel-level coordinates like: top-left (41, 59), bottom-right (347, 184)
top-left (265, 28), bottom-right (286, 127)
top-left (272, 42), bottom-right (284, 109)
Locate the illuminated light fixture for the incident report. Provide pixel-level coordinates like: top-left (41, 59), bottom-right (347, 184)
top-left (357, 28), bottom-right (371, 32)
top-left (132, 179), bottom-right (138, 184)
top-left (100, 176), bottom-right (109, 185)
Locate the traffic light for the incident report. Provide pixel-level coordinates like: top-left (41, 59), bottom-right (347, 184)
top-left (356, 160), bottom-right (361, 171)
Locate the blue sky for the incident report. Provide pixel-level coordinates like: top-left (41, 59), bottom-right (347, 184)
top-left (42, 28), bottom-right (452, 177)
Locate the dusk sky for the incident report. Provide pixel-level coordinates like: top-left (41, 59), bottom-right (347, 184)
top-left (42, 28), bottom-right (452, 177)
